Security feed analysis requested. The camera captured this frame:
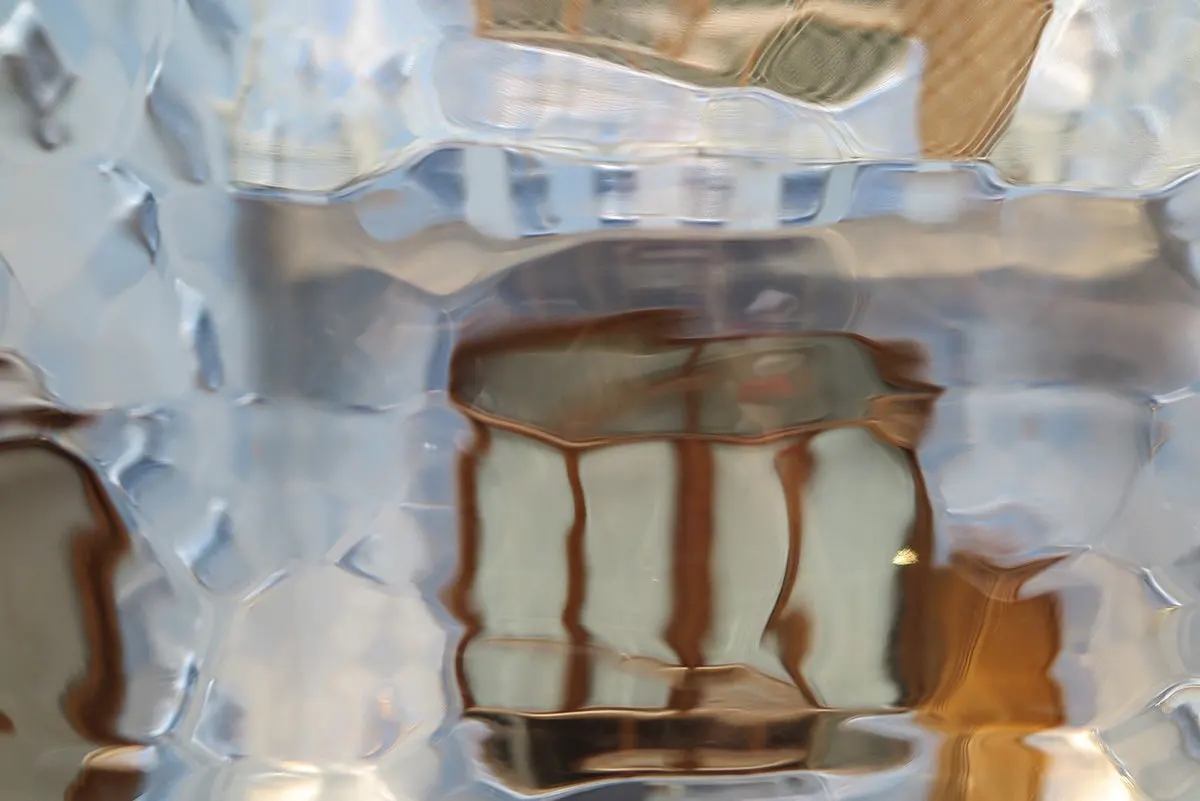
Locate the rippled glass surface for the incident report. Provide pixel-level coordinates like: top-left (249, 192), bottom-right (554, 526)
top-left (7, 0), bottom-right (1200, 800)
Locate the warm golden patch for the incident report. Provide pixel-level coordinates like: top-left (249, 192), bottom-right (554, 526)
top-left (474, 0), bottom-right (1053, 158)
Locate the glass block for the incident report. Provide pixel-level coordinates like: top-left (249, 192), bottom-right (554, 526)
top-left (4, 0), bottom-right (1200, 800)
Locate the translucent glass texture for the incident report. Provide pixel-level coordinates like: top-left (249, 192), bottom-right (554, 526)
top-left (10, 0), bottom-right (1200, 800)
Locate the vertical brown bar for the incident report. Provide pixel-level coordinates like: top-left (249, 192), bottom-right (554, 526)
top-left (50, 443), bottom-right (134, 748)
top-left (665, 345), bottom-right (713, 714)
top-left (766, 436), bottom-right (820, 706)
top-left (891, 450), bottom-right (936, 707)
top-left (0, 440), bottom-right (142, 800)
top-left (448, 422), bottom-right (491, 711)
top-left (562, 450), bottom-right (590, 710)
top-left (665, 438), bottom-right (715, 677)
